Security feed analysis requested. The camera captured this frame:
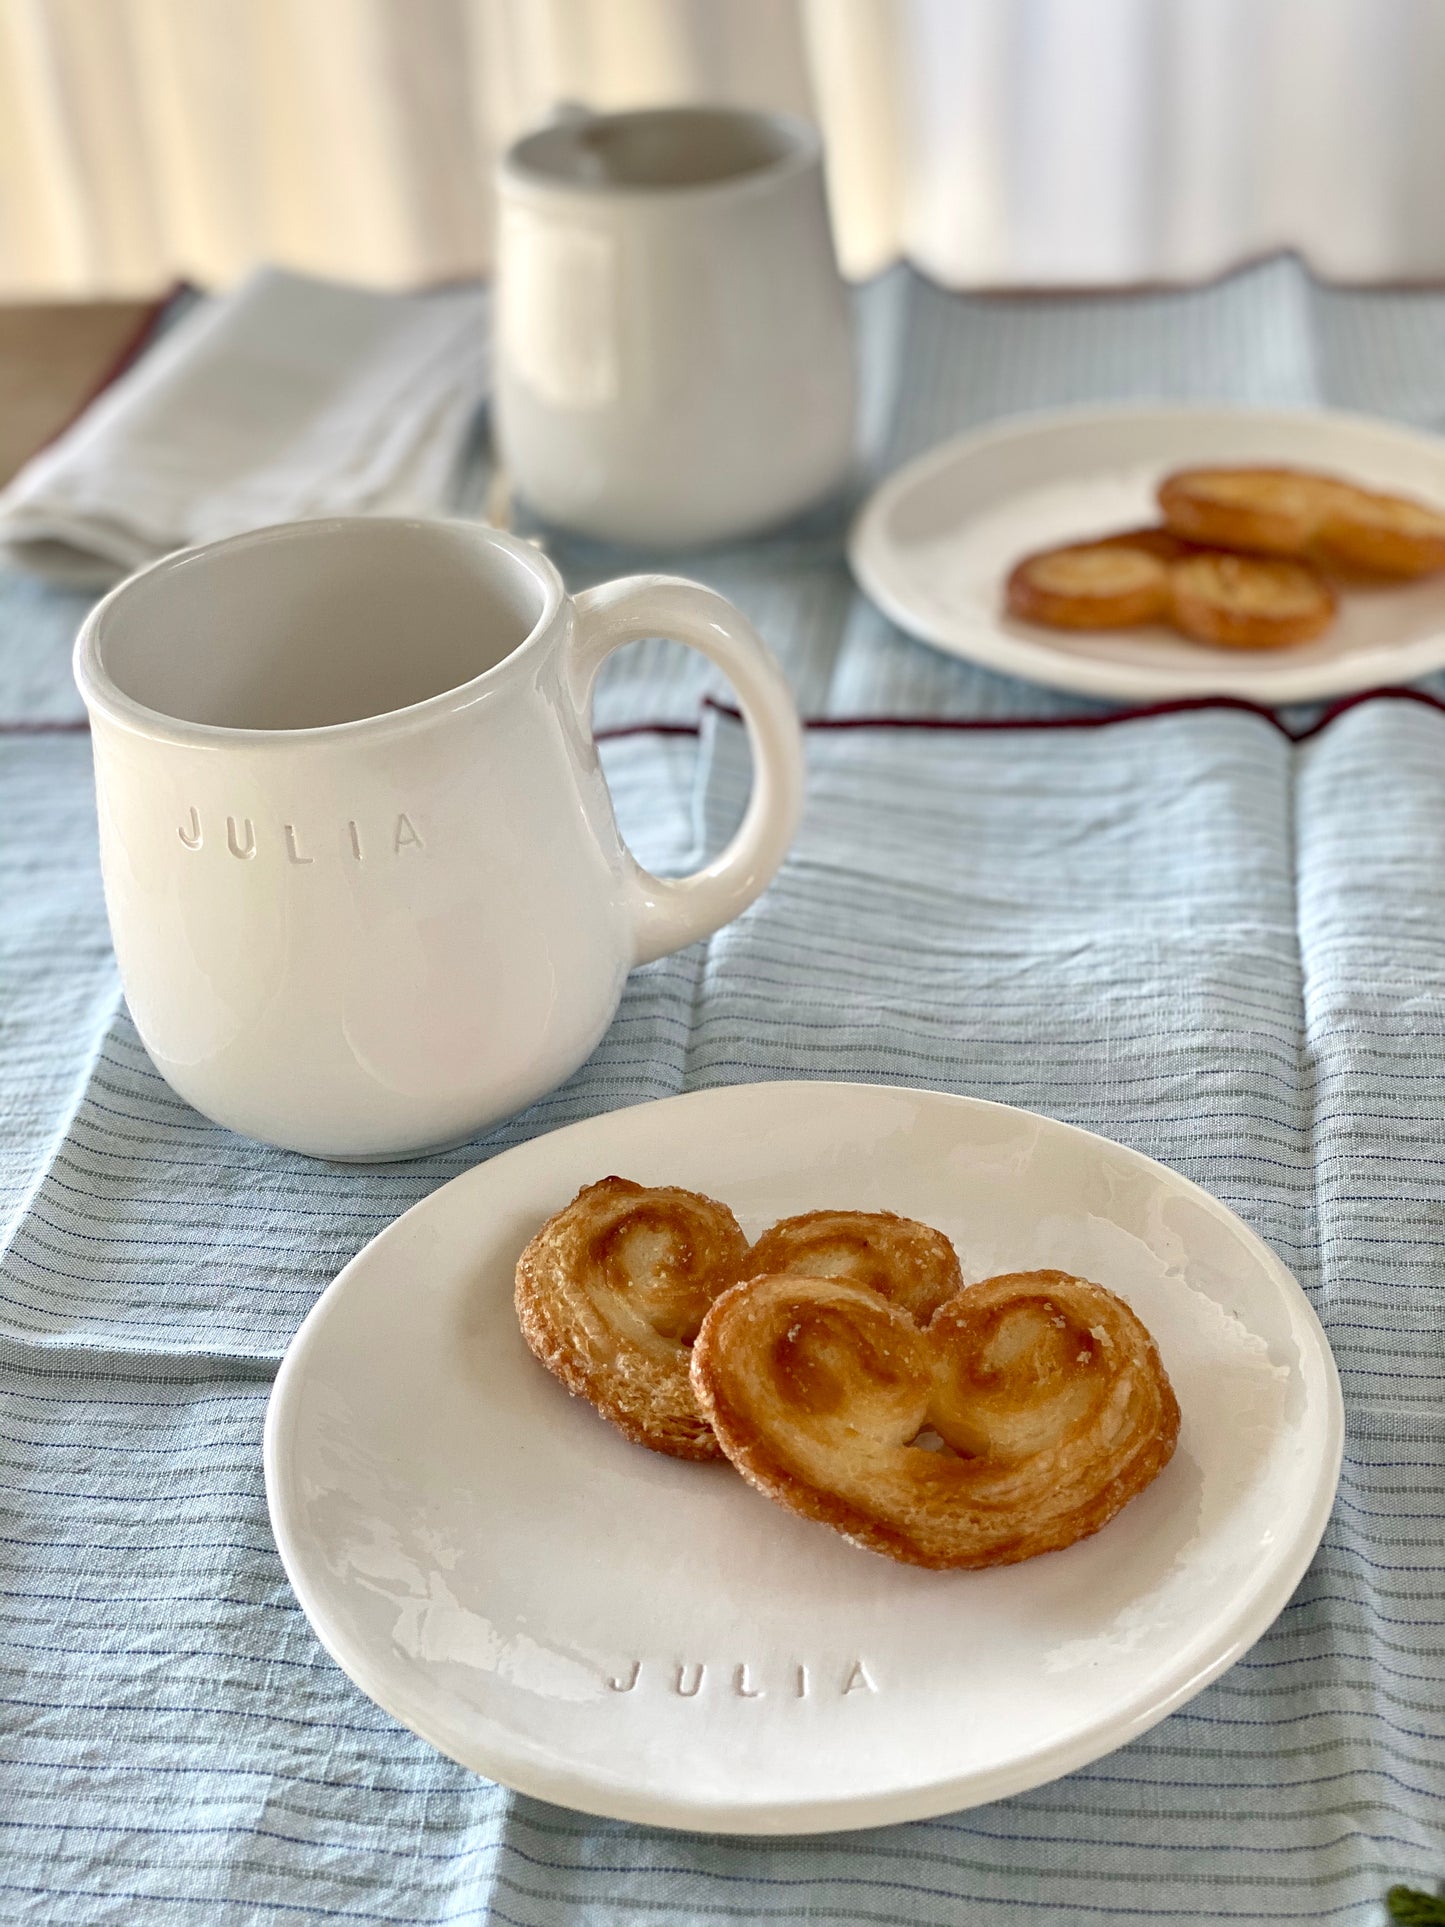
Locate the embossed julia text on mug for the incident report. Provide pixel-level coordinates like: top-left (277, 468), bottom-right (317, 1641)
top-left (175, 809), bottom-right (426, 863)
top-left (75, 517), bottom-right (802, 1158)
top-left (603, 1658), bottom-right (879, 1700)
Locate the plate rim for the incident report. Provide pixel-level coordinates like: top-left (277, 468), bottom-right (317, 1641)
top-left (848, 400), bottom-right (1445, 704)
top-left (264, 1077), bottom-right (1345, 1834)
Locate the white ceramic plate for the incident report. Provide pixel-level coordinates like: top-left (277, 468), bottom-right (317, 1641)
top-left (264, 1080), bottom-right (1342, 1834)
top-left (849, 405), bottom-right (1445, 702)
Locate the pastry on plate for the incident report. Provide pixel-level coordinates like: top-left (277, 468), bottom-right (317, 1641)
top-left (747, 1208), bottom-right (963, 1322)
top-left (1167, 551), bottom-right (1336, 647)
top-left (1312, 481), bottom-right (1445, 578)
top-left (1156, 467), bottom-right (1339, 557)
top-left (1005, 537), bottom-right (1173, 631)
top-left (1006, 531), bottom-right (1335, 648)
top-left (691, 1268), bottom-right (1180, 1569)
top-left (515, 1175), bottom-right (748, 1461)
top-left (1159, 465), bottom-right (1445, 577)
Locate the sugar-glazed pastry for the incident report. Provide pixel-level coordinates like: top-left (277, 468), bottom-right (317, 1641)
top-left (1159, 465), bottom-right (1445, 577)
top-left (1156, 467), bottom-right (1338, 556)
top-left (1005, 538), bottom-right (1173, 631)
top-left (515, 1176), bottom-right (749, 1461)
top-left (1312, 482), bottom-right (1445, 578)
top-left (1007, 531), bottom-right (1335, 648)
top-left (1167, 552), bottom-right (1336, 647)
top-left (691, 1269), bottom-right (1180, 1569)
top-left (746, 1209), bottom-right (963, 1323)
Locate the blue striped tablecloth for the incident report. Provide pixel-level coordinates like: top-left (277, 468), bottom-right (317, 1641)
top-left (4, 255), bottom-right (1445, 1924)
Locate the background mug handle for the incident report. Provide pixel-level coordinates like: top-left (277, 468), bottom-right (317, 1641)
top-left (567, 575), bottom-right (805, 966)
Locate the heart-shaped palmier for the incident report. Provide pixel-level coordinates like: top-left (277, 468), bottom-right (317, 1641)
top-left (1158, 465), bottom-right (1445, 577)
top-left (515, 1176), bottom-right (749, 1461)
top-left (745, 1209), bottom-right (963, 1322)
top-left (690, 1269), bottom-right (1180, 1569)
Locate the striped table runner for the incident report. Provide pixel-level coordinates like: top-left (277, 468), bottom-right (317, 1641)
top-left (4, 255), bottom-right (1445, 1923)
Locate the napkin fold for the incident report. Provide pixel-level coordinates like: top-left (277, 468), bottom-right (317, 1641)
top-left (0, 267), bottom-right (490, 586)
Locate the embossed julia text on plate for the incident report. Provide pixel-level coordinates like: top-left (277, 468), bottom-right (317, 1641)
top-left (264, 1080), bottom-right (1341, 1834)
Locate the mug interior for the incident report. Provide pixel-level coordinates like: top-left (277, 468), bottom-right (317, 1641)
top-left (510, 107), bottom-right (806, 192)
top-left (88, 520), bottom-right (550, 731)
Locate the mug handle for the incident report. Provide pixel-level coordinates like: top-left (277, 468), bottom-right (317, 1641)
top-left (568, 575), bottom-right (805, 966)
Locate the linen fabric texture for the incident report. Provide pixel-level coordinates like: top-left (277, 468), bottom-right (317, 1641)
top-left (3, 255), bottom-right (1445, 1922)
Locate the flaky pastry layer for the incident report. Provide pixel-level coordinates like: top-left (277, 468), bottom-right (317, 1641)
top-left (515, 1176), bottom-right (748, 1460)
top-left (691, 1269), bottom-right (1180, 1569)
top-left (745, 1209), bottom-right (963, 1322)
top-left (1159, 465), bottom-right (1445, 577)
top-left (1006, 531), bottom-right (1335, 647)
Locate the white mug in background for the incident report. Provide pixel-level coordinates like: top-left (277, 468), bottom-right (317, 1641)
top-left (73, 519), bottom-right (803, 1160)
top-left (496, 105), bottom-right (857, 547)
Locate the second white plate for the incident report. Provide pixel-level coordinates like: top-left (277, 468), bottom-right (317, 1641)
top-left (849, 404), bottom-right (1445, 702)
top-left (264, 1080), bottom-right (1342, 1834)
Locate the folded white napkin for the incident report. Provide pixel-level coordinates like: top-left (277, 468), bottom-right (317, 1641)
top-left (0, 267), bottom-right (490, 587)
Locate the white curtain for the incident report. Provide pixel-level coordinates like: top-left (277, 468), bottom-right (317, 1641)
top-left (3, 0), bottom-right (1445, 296)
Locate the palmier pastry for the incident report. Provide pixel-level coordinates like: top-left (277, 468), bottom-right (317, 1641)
top-left (1312, 482), bottom-right (1445, 578)
top-left (1159, 465), bottom-right (1445, 578)
top-left (691, 1269), bottom-right (1180, 1570)
top-left (1168, 552), bottom-right (1335, 647)
top-left (515, 1176), bottom-right (749, 1461)
top-left (746, 1209), bottom-right (962, 1323)
top-left (1005, 538), bottom-right (1172, 631)
top-left (1007, 531), bottom-right (1334, 648)
top-left (1157, 467), bottom-right (1338, 556)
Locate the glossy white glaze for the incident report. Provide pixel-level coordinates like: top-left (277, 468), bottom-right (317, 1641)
top-left (73, 520), bottom-right (803, 1158)
top-left (850, 404), bottom-right (1445, 702)
top-left (264, 1081), bottom-right (1343, 1832)
top-left (496, 106), bottom-right (857, 546)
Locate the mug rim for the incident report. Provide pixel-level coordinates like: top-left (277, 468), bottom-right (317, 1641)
top-left (499, 104), bottom-right (822, 206)
top-left (72, 516), bottom-right (567, 748)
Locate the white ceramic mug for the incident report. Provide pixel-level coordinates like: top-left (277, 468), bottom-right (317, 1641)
top-left (73, 518), bottom-right (803, 1160)
top-left (496, 105), bottom-right (856, 546)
